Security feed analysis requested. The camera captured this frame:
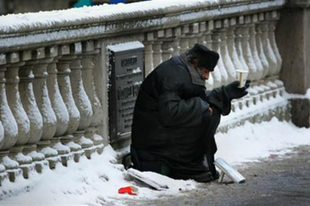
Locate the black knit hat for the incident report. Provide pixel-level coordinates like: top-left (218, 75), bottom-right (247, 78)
top-left (189, 44), bottom-right (219, 71)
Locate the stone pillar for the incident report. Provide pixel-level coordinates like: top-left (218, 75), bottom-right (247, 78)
top-left (267, 11), bottom-right (282, 75)
top-left (188, 23), bottom-right (199, 49)
top-left (212, 20), bottom-right (228, 86)
top-left (235, 17), bottom-right (250, 80)
top-left (219, 19), bottom-right (236, 84)
top-left (0, 55), bottom-right (20, 182)
top-left (19, 52), bottom-right (47, 174)
top-left (276, 0), bottom-right (310, 127)
top-left (227, 18), bottom-right (243, 77)
top-left (0, 56), bottom-right (6, 184)
top-left (198, 22), bottom-right (207, 47)
top-left (206, 21), bottom-right (218, 88)
top-left (257, 13), bottom-right (277, 78)
top-left (6, 53), bottom-right (35, 179)
top-left (238, 16), bottom-right (257, 81)
top-left (255, 13), bottom-right (270, 79)
top-left (152, 40), bottom-right (163, 68)
top-left (69, 43), bottom-right (95, 159)
top-left (144, 32), bottom-right (154, 75)
top-left (82, 41), bottom-right (105, 154)
top-left (172, 27), bottom-right (181, 56)
top-left (179, 25), bottom-right (190, 53)
top-left (57, 45), bottom-right (84, 162)
top-left (45, 46), bottom-right (72, 166)
top-left (161, 29), bottom-right (174, 61)
top-left (249, 14), bottom-right (264, 80)
top-left (31, 48), bottom-right (60, 169)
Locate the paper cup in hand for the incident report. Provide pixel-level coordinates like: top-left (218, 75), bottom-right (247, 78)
top-left (236, 69), bottom-right (248, 88)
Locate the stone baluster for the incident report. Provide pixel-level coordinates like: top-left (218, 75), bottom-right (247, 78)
top-left (234, 16), bottom-right (250, 79)
top-left (69, 42), bottom-right (95, 159)
top-left (198, 22), bottom-right (207, 47)
top-left (219, 19), bottom-right (236, 83)
top-left (30, 48), bottom-right (60, 169)
top-left (82, 41), bottom-right (104, 154)
top-left (153, 30), bottom-right (164, 68)
top-left (257, 13), bottom-right (277, 78)
top-left (255, 13), bottom-right (270, 79)
top-left (0, 55), bottom-right (18, 182)
top-left (161, 29), bottom-right (174, 61)
top-left (19, 52), bottom-right (47, 174)
top-left (6, 53), bottom-right (35, 179)
top-left (188, 23), bottom-right (199, 48)
top-left (212, 20), bottom-right (228, 85)
top-left (57, 45), bottom-right (84, 162)
top-left (197, 21), bottom-right (213, 88)
top-left (0, 57), bottom-right (6, 185)
top-left (0, 162), bottom-right (7, 185)
top-left (45, 46), bottom-right (72, 166)
top-left (227, 18), bottom-right (243, 76)
top-left (249, 14), bottom-right (264, 80)
top-left (206, 20), bottom-right (218, 88)
top-left (238, 16), bottom-right (257, 81)
top-left (179, 24), bottom-right (190, 53)
top-left (172, 27), bottom-right (181, 56)
top-left (144, 32), bottom-right (154, 75)
top-left (267, 11), bottom-right (282, 75)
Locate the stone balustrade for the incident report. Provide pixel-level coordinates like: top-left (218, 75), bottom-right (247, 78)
top-left (0, 0), bottom-right (289, 184)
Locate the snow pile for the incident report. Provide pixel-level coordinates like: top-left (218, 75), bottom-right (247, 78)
top-left (0, 145), bottom-right (197, 206)
top-left (0, 118), bottom-right (310, 205)
top-left (0, 0), bottom-right (218, 33)
top-left (216, 117), bottom-right (310, 164)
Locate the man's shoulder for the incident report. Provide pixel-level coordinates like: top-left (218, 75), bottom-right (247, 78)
top-left (155, 56), bottom-right (188, 75)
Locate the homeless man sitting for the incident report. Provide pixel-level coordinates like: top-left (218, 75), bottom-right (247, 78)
top-left (130, 43), bottom-right (250, 182)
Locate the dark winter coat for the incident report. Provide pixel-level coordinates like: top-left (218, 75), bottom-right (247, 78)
top-left (131, 54), bottom-right (231, 168)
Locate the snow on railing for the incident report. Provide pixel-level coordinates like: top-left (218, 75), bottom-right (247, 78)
top-left (0, 0), bottom-right (289, 184)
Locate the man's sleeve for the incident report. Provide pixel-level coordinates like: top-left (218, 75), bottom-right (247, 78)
top-left (204, 86), bottom-right (231, 116)
top-left (158, 91), bottom-right (203, 127)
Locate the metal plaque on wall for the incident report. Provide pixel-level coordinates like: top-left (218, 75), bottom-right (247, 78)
top-left (107, 41), bottom-right (144, 143)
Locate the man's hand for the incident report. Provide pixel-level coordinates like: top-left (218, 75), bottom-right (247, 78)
top-left (225, 80), bottom-right (251, 100)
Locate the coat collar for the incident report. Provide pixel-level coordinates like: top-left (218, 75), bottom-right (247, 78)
top-left (180, 52), bottom-right (206, 87)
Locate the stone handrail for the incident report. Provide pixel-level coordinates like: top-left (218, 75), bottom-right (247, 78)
top-left (0, 0), bottom-right (289, 185)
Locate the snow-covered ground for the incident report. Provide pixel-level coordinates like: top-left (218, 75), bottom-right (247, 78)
top-left (1, 117), bottom-right (310, 206)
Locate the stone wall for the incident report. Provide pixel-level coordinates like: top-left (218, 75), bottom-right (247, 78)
top-left (276, 0), bottom-right (310, 127)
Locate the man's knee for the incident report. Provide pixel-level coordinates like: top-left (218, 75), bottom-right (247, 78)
top-left (130, 147), bottom-right (169, 175)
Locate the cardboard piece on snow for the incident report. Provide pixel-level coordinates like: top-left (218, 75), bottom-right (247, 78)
top-left (127, 168), bottom-right (169, 190)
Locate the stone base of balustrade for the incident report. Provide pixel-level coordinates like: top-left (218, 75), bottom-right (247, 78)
top-left (60, 153), bottom-right (74, 167)
top-left (45, 156), bottom-right (61, 169)
top-left (19, 163), bottom-right (36, 179)
top-left (33, 160), bottom-right (49, 173)
top-left (7, 168), bottom-right (23, 182)
top-left (218, 95), bottom-right (290, 133)
top-left (71, 150), bottom-right (85, 163)
top-left (85, 128), bottom-right (105, 155)
top-left (51, 138), bottom-right (73, 167)
top-left (83, 146), bottom-right (97, 159)
top-left (73, 130), bottom-right (96, 159)
top-left (37, 140), bottom-right (61, 169)
top-left (0, 151), bottom-right (23, 182)
top-left (95, 143), bottom-right (104, 155)
top-left (61, 134), bottom-right (85, 163)
top-left (0, 164), bottom-right (9, 186)
top-left (23, 144), bottom-right (49, 173)
top-left (9, 146), bottom-right (37, 179)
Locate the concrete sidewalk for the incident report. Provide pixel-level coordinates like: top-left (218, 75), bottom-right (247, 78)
top-left (121, 145), bottom-right (310, 206)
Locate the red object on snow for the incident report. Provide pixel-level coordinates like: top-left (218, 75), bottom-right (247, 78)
top-left (118, 186), bottom-right (138, 195)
